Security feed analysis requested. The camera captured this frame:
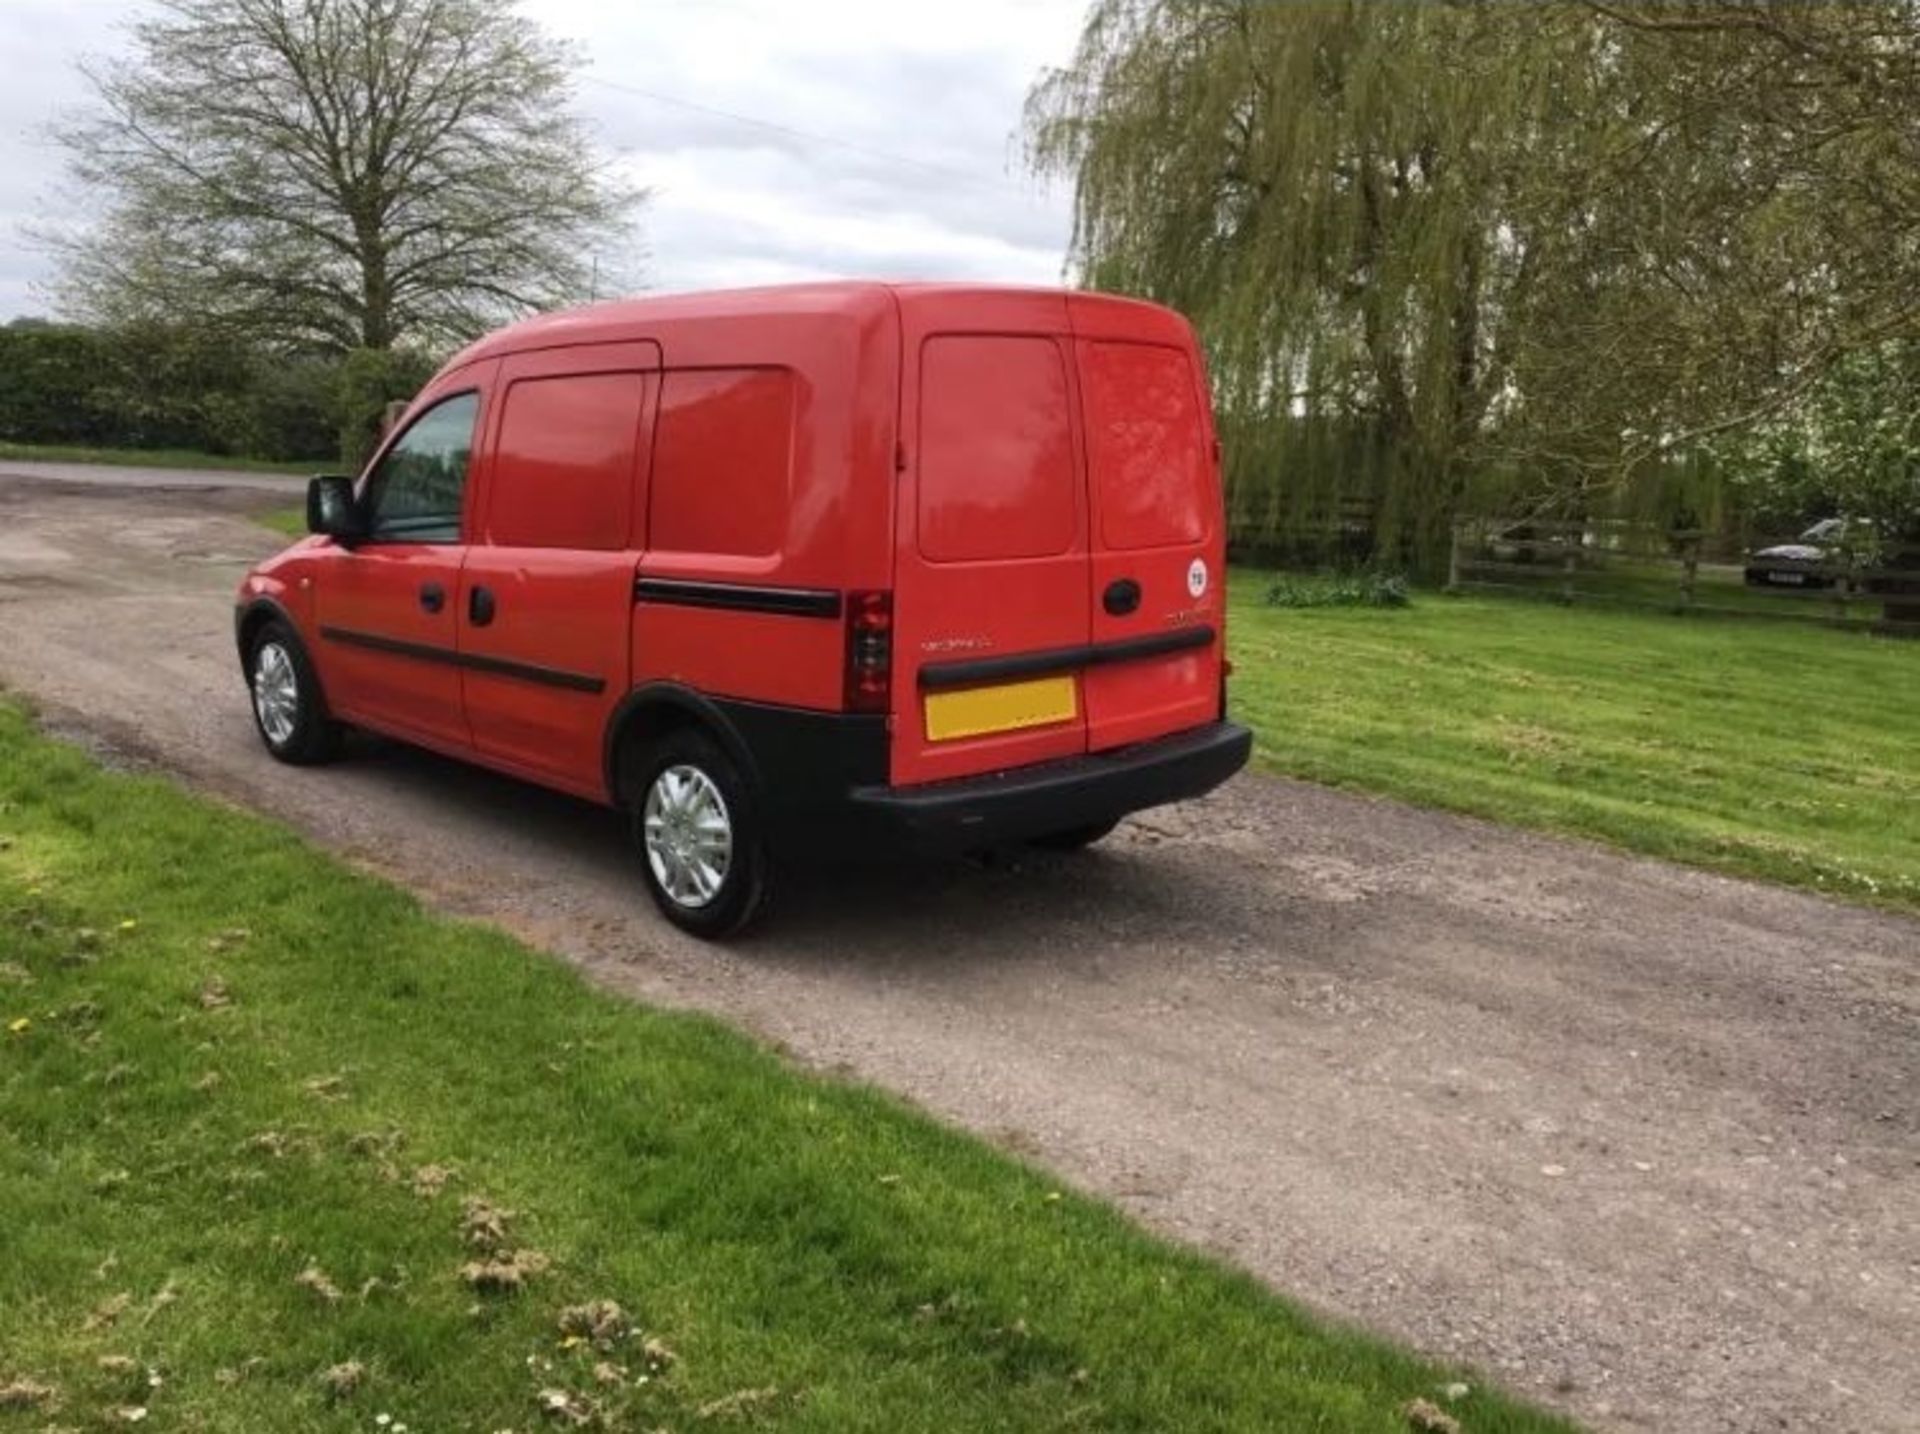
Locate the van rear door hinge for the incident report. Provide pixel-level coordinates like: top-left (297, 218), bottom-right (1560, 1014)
top-left (894, 440), bottom-right (908, 473)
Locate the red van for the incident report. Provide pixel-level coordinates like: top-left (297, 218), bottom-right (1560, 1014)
top-left (235, 283), bottom-right (1250, 936)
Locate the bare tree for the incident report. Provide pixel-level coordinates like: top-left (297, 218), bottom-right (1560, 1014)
top-left (47, 0), bottom-right (643, 352)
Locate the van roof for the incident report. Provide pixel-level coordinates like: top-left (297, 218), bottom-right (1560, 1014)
top-left (443, 280), bottom-right (1190, 370)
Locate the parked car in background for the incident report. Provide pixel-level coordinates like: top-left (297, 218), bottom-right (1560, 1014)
top-left (1744, 518), bottom-right (1873, 590)
top-left (234, 282), bottom-right (1251, 937)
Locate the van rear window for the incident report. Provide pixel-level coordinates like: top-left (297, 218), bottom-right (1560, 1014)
top-left (917, 335), bottom-right (1077, 564)
top-left (650, 368), bottom-right (794, 559)
top-left (1080, 341), bottom-right (1208, 551)
top-left (488, 372), bottom-right (646, 550)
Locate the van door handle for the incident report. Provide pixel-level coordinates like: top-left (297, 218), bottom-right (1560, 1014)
top-left (418, 581), bottom-right (445, 614)
top-left (1103, 577), bottom-right (1142, 616)
top-left (468, 585), bottom-right (496, 627)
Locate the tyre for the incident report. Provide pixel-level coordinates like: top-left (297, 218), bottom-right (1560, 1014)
top-left (247, 620), bottom-right (342, 765)
top-left (630, 729), bottom-right (770, 939)
top-left (1029, 817), bottom-right (1121, 852)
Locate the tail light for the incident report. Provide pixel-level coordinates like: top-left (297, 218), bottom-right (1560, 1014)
top-left (844, 589), bottom-right (892, 713)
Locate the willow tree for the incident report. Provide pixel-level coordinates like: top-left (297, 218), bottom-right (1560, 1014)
top-left (48, 0), bottom-right (642, 354)
top-left (1500, 4), bottom-right (1920, 526)
top-left (1027, 2), bottom-right (1920, 569)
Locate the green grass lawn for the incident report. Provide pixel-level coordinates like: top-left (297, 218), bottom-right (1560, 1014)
top-left (257, 505), bottom-right (308, 537)
top-left (1227, 576), bottom-right (1920, 912)
top-left (0, 702), bottom-right (1564, 1433)
top-left (0, 440), bottom-right (316, 477)
top-left (1458, 556), bottom-right (1884, 623)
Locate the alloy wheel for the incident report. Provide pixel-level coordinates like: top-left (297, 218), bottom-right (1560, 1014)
top-left (252, 641), bottom-right (299, 747)
top-left (642, 764), bottom-right (734, 910)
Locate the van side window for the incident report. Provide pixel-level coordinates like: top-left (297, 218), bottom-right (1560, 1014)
top-left (361, 391), bottom-right (480, 544)
top-left (487, 372), bottom-right (647, 550)
top-left (651, 368), bottom-right (794, 558)
top-left (917, 336), bottom-right (1076, 563)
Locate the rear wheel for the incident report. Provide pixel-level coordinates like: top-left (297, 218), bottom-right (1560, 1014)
top-left (1029, 818), bottom-right (1121, 852)
top-left (630, 730), bottom-right (769, 939)
top-left (247, 620), bottom-right (342, 765)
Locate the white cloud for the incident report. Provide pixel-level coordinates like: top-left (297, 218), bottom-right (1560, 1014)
top-left (0, 0), bottom-right (129, 317)
top-left (0, 0), bottom-right (1088, 319)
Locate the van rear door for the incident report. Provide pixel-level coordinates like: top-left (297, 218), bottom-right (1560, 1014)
top-left (891, 292), bottom-right (1092, 786)
top-left (1069, 295), bottom-right (1225, 752)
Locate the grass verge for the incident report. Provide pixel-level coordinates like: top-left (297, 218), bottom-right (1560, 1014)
top-left (257, 505), bottom-right (308, 538)
top-left (0, 441), bottom-right (315, 477)
top-left (1228, 579), bottom-right (1920, 912)
top-left (0, 701), bottom-right (1566, 1432)
top-left (1458, 557), bottom-right (1885, 623)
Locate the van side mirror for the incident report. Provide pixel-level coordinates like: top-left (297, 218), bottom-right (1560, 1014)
top-left (307, 475), bottom-right (367, 543)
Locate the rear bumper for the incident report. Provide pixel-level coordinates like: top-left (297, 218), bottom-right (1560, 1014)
top-left (843, 721), bottom-right (1252, 858)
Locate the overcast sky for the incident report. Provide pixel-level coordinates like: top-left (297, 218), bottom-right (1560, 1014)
top-left (0, 0), bottom-right (1088, 321)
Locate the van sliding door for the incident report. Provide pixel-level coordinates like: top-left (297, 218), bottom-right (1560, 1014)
top-left (459, 341), bottom-right (660, 798)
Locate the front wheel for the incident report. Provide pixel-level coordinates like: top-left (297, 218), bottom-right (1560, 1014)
top-left (248, 621), bottom-right (342, 765)
top-left (631, 731), bottom-right (770, 939)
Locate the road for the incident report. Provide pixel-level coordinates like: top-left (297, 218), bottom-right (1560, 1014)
top-left (1, 466), bottom-right (1915, 1433)
top-left (0, 458), bottom-right (304, 493)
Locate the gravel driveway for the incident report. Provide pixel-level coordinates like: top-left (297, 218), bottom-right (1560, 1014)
top-left (2, 466), bottom-right (1915, 1433)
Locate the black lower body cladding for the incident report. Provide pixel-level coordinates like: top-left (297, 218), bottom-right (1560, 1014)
top-left (708, 697), bottom-right (890, 853)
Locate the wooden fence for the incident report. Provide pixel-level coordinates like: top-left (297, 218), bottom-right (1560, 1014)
top-left (1449, 518), bottom-right (1920, 638)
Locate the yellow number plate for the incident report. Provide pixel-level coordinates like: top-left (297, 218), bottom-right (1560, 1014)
top-left (924, 675), bottom-right (1077, 742)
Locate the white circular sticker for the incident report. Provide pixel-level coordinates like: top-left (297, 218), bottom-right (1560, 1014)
top-left (1187, 558), bottom-right (1209, 599)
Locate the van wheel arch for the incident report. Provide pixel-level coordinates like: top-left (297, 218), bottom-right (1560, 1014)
top-left (604, 684), bottom-right (760, 808)
top-left (235, 597), bottom-right (297, 678)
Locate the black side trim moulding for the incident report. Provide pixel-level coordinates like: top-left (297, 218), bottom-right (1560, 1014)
top-left (918, 624), bottom-right (1216, 690)
top-left (318, 626), bottom-right (606, 694)
top-left (634, 577), bottom-right (842, 619)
